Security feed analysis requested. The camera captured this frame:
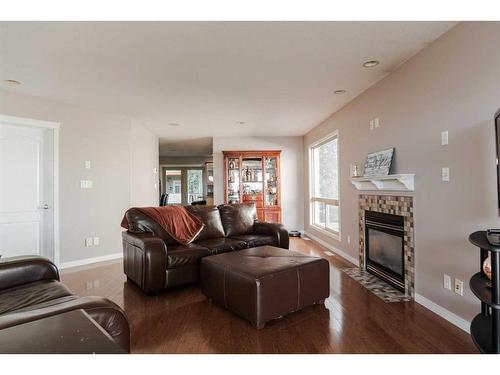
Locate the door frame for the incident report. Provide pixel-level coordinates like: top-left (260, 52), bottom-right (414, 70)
top-left (0, 114), bottom-right (60, 265)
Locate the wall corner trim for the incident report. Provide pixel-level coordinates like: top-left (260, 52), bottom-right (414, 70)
top-left (414, 293), bottom-right (471, 333)
top-left (59, 252), bottom-right (123, 270)
top-left (304, 231), bottom-right (359, 266)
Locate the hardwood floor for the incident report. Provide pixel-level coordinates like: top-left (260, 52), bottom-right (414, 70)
top-left (61, 238), bottom-right (477, 354)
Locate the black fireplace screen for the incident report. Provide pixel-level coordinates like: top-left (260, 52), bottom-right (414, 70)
top-left (365, 210), bottom-right (405, 291)
top-left (367, 228), bottom-right (403, 277)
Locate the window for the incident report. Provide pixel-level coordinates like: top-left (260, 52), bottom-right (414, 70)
top-left (187, 169), bottom-right (204, 203)
top-left (309, 132), bottom-right (339, 236)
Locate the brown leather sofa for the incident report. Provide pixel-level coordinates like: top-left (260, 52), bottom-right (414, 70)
top-left (122, 203), bottom-right (289, 294)
top-left (0, 256), bottom-right (130, 352)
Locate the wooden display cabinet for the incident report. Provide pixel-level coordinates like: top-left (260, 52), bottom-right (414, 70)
top-left (223, 150), bottom-right (281, 223)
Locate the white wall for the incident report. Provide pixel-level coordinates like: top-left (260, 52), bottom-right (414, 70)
top-left (130, 121), bottom-right (160, 207)
top-left (0, 90), bottom-right (159, 264)
top-left (213, 136), bottom-right (304, 231)
top-left (304, 22), bottom-right (500, 323)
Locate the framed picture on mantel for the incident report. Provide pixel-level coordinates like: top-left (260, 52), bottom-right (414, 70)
top-left (363, 148), bottom-right (394, 177)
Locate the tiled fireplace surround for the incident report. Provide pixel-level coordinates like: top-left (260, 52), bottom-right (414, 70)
top-left (359, 194), bottom-right (415, 298)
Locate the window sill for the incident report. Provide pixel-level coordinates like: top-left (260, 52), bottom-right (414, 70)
top-left (309, 225), bottom-right (341, 241)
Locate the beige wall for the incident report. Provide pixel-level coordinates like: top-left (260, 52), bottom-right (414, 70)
top-left (130, 121), bottom-right (160, 206)
top-left (213, 136), bottom-right (304, 231)
top-left (159, 156), bottom-right (212, 166)
top-left (0, 90), bottom-right (159, 264)
top-left (304, 22), bottom-right (500, 322)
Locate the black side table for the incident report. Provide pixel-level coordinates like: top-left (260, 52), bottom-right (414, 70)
top-left (469, 231), bottom-right (500, 353)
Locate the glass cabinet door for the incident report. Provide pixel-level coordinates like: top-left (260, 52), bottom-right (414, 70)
top-left (227, 157), bottom-right (240, 203)
top-left (241, 157), bottom-right (263, 196)
top-left (264, 156), bottom-right (279, 206)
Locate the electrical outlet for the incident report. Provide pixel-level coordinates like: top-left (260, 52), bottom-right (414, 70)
top-left (85, 237), bottom-right (93, 247)
top-left (441, 131), bottom-right (449, 146)
top-left (85, 160), bottom-right (91, 169)
top-left (347, 235), bottom-right (351, 244)
top-left (454, 278), bottom-right (464, 296)
top-left (369, 120), bottom-right (374, 130)
top-left (93, 237), bottom-right (99, 246)
top-left (374, 118), bottom-right (380, 128)
top-left (443, 274), bottom-right (451, 290)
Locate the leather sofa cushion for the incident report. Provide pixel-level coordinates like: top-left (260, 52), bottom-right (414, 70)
top-left (194, 238), bottom-right (248, 255)
top-left (167, 244), bottom-right (211, 269)
top-left (230, 234), bottom-right (277, 248)
top-left (0, 280), bottom-right (74, 315)
top-left (125, 208), bottom-right (177, 245)
top-left (185, 205), bottom-right (225, 241)
top-left (218, 203), bottom-right (257, 237)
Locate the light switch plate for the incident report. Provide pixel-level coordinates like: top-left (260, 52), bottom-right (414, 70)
top-left (369, 120), bottom-right (374, 130)
top-left (374, 118), bottom-right (380, 128)
top-left (93, 237), bottom-right (99, 246)
top-left (441, 131), bottom-right (449, 146)
top-left (85, 160), bottom-right (91, 169)
top-left (80, 180), bottom-right (93, 189)
top-left (85, 237), bottom-right (93, 247)
top-left (443, 274), bottom-right (451, 290)
top-left (441, 167), bottom-right (450, 182)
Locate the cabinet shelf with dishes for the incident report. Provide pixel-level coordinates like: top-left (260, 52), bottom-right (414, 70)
top-left (223, 150), bottom-right (281, 223)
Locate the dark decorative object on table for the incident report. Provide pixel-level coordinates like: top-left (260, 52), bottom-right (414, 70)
top-left (363, 147), bottom-right (394, 176)
top-left (469, 230), bottom-right (500, 353)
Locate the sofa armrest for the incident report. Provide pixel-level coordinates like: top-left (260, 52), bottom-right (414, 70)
top-left (0, 256), bottom-right (59, 291)
top-left (0, 295), bottom-right (130, 353)
top-left (253, 222), bottom-right (290, 249)
top-left (122, 231), bottom-right (167, 294)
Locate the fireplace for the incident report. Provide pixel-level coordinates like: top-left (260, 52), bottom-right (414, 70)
top-left (365, 210), bottom-right (405, 291)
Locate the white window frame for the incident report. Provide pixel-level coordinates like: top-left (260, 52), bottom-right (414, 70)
top-left (308, 130), bottom-right (340, 240)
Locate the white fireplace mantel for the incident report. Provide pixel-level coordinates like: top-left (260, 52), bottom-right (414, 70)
top-left (350, 174), bottom-right (415, 192)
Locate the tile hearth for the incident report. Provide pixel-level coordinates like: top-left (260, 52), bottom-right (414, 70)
top-left (342, 268), bottom-right (412, 303)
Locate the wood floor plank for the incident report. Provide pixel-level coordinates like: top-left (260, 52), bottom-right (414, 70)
top-left (61, 238), bottom-right (477, 354)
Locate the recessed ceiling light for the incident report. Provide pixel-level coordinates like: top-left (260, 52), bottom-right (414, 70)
top-left (4, 79), bottom-right (21, 85)
top-left (333, 90), bottom-right (346, 95)
top-left (168, 123), bottom-right (181, 127)
top-left (362, 60), bottom-right (380, 68)
top-left (236, 121), bottom-right (246, 125)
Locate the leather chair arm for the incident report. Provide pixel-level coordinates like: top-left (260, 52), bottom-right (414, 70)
top-left (122, 231), bottom-right (167, 294)
top-left (0, 295), bottom-right (130, 353)
top-left (253, 222), bottom-right (290, 249)
top-left (0, 256), bottom-right (59, 291)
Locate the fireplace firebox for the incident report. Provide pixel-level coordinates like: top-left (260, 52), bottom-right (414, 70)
top-left (365, 210), bottom-right (405, 291)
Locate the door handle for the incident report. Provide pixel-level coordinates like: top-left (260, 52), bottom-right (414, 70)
top-left (38, 204), bottom-right (50, 210)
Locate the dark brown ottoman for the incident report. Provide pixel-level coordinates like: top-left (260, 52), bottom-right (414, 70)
top-left (200, 245), bottom-right (330, 329)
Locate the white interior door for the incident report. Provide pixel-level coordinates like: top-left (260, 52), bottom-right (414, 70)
top-left (0, 121), bottom-right (55, 260)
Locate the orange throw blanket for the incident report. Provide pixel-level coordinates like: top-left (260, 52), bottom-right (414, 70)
top-left (121, 206), bottom-right (204, 245)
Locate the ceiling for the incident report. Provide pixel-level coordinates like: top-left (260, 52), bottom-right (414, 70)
top-left (160, 137), bottom-right (213, 157)
top-left (0, 21), bottom-right (456, 154)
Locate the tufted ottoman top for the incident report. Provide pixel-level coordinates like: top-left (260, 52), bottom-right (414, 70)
top-left (200, 245), bottom-right (326, 279)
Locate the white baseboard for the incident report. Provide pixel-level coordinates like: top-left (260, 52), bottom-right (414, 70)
top-left (304, 231), bottom-right (359, 267)
top-left (415, 293), bottom-right (471, 333)
top-left (59, 252), bottom-right (123, 270)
